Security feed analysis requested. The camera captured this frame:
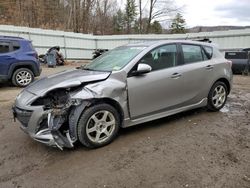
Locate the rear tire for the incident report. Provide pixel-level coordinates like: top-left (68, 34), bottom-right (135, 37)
top-left (207, 81), bottom-right (228, 111)
top-left (12, 68), bottom-right (34, 87)
top-left (77, 103), bottom-right (120, 148)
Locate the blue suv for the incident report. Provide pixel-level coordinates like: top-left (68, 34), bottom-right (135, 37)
top-left (0, 36), bottom-right (41, 87)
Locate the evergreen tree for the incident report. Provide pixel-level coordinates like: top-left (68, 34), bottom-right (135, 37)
top-left (150, 21), bottom-right (162, 34)
top-left (124, 0), bottom-right (137, 34)
top-left (170, 13), bottom-right (186, 34)
top-left (113, 9), bottom-right (125, 34)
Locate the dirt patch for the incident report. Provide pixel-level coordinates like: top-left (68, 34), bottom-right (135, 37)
top-left (0, 66), bottom-right (249, 188)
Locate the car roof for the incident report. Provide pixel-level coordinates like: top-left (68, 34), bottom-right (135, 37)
top-left (126, 40), bottom-right (160, 47)
top-left (126, 40), bottom-right (215, 48)
top-left (0, 36), bottom-right (30, 42)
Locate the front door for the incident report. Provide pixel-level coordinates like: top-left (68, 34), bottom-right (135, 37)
top-left (127, 44), bottom-right (186, 119)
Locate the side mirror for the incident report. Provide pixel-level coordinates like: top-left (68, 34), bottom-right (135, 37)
top-left (133, 63), bottom-right (152, 76)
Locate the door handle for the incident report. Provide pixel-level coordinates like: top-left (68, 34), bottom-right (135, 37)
top-left (205, 65), bottom-right (214, 70)
top-left (171, 73), bottom-right (182, 79)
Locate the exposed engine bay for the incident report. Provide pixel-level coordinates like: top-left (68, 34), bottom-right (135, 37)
top-left (30, 89), bottom-right (82, 149)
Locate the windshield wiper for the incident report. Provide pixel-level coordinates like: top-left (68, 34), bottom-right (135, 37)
top-left (82, 67), bottom-right (95, 71)
top-left (78, 64), bottom-right (93, 71)
top-left (81, 66), bottom-right (111, 72)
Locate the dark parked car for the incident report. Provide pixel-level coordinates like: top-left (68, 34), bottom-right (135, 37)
top-left (13, 40), bottom-right (232, 149)
top-left (225, 51), bottom-right (250, 74)
top-left (0, 36), bottom-right (41, 87)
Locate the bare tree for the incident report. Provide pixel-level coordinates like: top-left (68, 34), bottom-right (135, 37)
top-left (91, 0), bottom-right (116, 35)
top-left (147, 0), bottom-right (179, 33)
top-left (81, 0), bottom-right (96, 33)
top-left (0, 0), bottom-right (181, 35)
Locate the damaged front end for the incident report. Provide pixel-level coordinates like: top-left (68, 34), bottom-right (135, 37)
top-left (14, 88), bottom-right (91, 150)
top-left (13, 68), bottom-right (127, 150)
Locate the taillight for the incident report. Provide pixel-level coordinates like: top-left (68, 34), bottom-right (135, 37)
top-left (227, 60), bottom-right (232, 68)
top-left (34, 52), bottom-right (38, 59)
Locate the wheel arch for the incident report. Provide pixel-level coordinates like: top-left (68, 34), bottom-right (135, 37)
top-left (213, 78), bottom-right (231, 94)
top-left (68, 98), bottom-right (125, 141)
top-left (90, 98), bottom-right (124, 126)
top-left (8, 62), bottom-right (35, 79)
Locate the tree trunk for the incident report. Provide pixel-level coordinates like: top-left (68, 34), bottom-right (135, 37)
top-left (147, 0), bottom-right (154, 33)
top-left (139, 0), bottom-right (142, 34)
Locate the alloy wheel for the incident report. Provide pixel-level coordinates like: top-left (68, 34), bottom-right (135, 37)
top-left (212, 85), bottom-right (226, 108)
top-left (16, 70), bottom-right (32, 86)
top-left (86, 110), bottom-right (116, 143)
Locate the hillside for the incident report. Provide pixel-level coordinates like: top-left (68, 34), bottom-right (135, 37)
top-left (188, 26), bottom-right (250, 33)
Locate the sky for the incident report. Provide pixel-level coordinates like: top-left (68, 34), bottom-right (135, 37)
top-left (119, 0), bottom-right (250, 28)
top-left (174, 0), bottom-right (250, 27)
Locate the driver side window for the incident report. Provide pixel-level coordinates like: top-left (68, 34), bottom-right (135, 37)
top-left (139, 44), bottom-right (177, 71)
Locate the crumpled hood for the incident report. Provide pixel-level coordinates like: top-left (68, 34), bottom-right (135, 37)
top-left (25, 69), bottom-right (111, 96)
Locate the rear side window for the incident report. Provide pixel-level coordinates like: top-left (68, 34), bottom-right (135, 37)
top-left (225, 52), bottom-right (247, 59)
top-left (12, 41), bottom-right (20, 51)
top-left (182, 44), bottom-right (203, 64)
top-left (203, 46), bottom-right (213, 59)
top-left (0, 42), bottom-right (10, 53)
top-left (202, 49), bottom-right (209, 60)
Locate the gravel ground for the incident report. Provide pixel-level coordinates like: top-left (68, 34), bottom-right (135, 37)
top-left (0, 65), bottom-right (249, 188)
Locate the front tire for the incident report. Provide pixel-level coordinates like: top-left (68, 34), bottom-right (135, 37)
top-left (77, 103), bottom-right (120, 148)
top-left (12, 68), bottom-right (34, 87)
top-left (207, 81), bottom-right (228, 111)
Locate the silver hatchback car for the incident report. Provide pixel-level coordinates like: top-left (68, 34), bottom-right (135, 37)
top-left (13, 40), bottom-right (232, 149)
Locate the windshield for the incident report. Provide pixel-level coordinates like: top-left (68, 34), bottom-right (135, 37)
top-left (84, 46), bottom-right (146, 71)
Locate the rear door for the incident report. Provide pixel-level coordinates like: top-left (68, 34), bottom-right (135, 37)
top-left (0, 41), bottom-right (15, 76)
top-left (178, 43), bottom-right (214, 105)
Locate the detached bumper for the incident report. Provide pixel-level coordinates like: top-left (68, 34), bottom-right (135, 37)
top-left (13, 106), bottom-right (74, 150)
